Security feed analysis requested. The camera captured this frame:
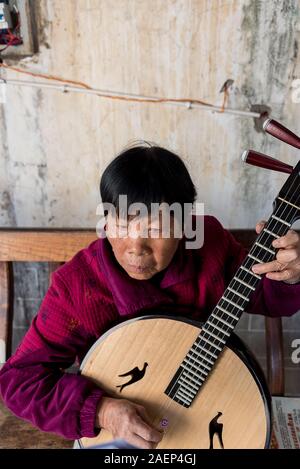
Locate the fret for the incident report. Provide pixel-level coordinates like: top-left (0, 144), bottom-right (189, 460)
top-left (206, 321), bottom-right (230, 336)
top-left (271, 214), bottom-right (291, 226)
top-left (268, 221), bottom-right (287, 237)
top-left (277, 196), bottom-right (300, 211)
top-left (182, 363), bottom-right (208, 378)
top-left (248, 253), bottom-right (264, 264)
top-left (240, 265), bottom-right (261, 279)
top-left (178, 385), bottom-right (195, 399)
top-left (222, 297), bottom-right (244, 311)
top-left (193, 340), bottom-right (219, 358)
top-left (176, 388), bottom-right (192, 400)
top-left (182, 371), bottom-right (204, 386)
top-left (200, 336), bottom-right (222, 351)
top-left (173, 395), bottom-right (187, 406)
top-left (178, 378), bottom-right (198, 392)
top-left (227, 286), bottom-right (250, 302)
top-left (189, 349), bottom-right (215, 364)
top-left (183, 359), bottom-right (209, 375)
top-left (186, 353), bottom-right (211, 370)
top-left (263, 228), bottom-right (280, 238)
top-left (211, 313), bottom-right (235, 328)
top-left (233, 277), bottom-right (256, 290)
top-left (216, 305), bottom-right (240, 320)
top-left (181, 377), bottom-right (203, 393)
top-left (203, 329), bottom-right (226, 343)
top-left (176, 391), bottom-right (191, 406)
top-left (178, 385), bottom-right (199, 402)
top-left (182, 371), bottom-right (205, 385)
top-left (177, 389), bottom-right (193, 401)
top-left (254, 242), bottom-right (276, 255)
top-left (267, 210), bottom-right (294, 240)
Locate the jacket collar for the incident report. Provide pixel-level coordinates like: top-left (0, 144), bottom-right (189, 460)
top-left (98, 236), bottom-right (196, 316)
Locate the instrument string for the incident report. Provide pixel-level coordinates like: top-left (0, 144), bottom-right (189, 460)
top-left (165, 165), bottom-right (300, 407)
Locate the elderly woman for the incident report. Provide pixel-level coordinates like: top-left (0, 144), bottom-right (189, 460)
top-left (0, 143), bottom-right (300, 448)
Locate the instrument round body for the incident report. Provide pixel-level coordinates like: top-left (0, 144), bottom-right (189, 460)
top-left (78, 316), bottom-right (271, 449)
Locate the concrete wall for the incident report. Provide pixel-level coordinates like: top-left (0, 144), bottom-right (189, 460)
top-left (1, 0), bottom-right (300, 394)
top-left (1, 0), bottom-right (300, 229)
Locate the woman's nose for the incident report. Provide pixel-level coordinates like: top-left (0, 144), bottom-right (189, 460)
top-left (127, 238), bottom-right (151, 256)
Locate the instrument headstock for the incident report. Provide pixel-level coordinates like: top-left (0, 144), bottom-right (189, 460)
top-left (242, 118), bottom-right (300, 225)
top-left (263, 118), bottom-right (300, 150)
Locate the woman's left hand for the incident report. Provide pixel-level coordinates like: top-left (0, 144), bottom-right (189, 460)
top-left (251, 220), bottom-right (300, 284)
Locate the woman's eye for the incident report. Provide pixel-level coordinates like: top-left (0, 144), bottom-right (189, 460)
top-left (149, 228), bottom-right (161, 236)
top-left (117, 226), bottom-right (128, 235)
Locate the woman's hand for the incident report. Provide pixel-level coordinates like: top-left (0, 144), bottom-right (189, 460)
top-left (252, 220), bottom-right (300, 284)
top-left (95, 397), bottom-right (163, 449)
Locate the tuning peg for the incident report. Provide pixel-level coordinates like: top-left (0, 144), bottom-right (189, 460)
top-left (241, 150), bottom-right (293, 174)
top-left (263, 118), bottom-right (300, 150)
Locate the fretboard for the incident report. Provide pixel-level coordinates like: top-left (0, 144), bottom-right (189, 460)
top-left (165, 161), bottom-right (300, 407)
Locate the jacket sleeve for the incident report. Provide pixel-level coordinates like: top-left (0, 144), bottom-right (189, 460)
top-left (222, 225), bottom-right (300, 318)
top-left (0, 270), bottom-right (104, 440)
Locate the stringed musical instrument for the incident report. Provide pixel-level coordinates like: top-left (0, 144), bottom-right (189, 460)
top-left (77, 118), bottom-right (300, 449)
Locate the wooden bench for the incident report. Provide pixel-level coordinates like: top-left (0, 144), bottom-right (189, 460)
top-left (0, 228), bottom-right (288, 447)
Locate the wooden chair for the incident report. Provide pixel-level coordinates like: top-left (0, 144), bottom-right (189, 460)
top-left (0, 228), bottom-right (288, 447)
top-left (0, 228), bottom-right (95, 449)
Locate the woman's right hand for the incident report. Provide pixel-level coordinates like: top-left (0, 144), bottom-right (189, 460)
top-left (95, 396), bottom-right (164, 449)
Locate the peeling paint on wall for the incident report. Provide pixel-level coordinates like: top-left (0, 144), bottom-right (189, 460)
top-left (0, 190), bottom-right (17, 225)
top-left (234, 0), bottom-right (300, 226)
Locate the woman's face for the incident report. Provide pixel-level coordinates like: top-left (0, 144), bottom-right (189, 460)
top-left (106, 212), bottom-right (182, 280)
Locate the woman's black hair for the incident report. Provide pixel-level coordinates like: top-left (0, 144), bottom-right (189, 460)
top-left (100, 142), bottom-right (197, 217)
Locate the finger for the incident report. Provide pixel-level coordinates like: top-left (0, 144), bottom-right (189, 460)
top-left (276, 247), bottom-right (299, 264)
top-left (134, 415), bottom-right (163, 443)
top-left (255, 220), bottom-right (267, 235)
top-left (272, 230), bottom-right (300, 249)
top-left (126, 433), bottom-right (155, 449)
top-left (265, 269), bottom-right (296, 282)
top-left (252, 259), bottom-right (287, 275)
top-left (136, 404), bottom-right (152, 424)
top-left (137, 405), bottom-right (164, 434)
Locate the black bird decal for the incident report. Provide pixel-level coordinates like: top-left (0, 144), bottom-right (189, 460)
top-left (116, 362), bottom-right (148, 392)
top-left (209, 412), bottom-right (224, 449)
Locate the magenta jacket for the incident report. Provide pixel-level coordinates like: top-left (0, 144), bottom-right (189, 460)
top-left (0, 216), bottom-right (299, 440)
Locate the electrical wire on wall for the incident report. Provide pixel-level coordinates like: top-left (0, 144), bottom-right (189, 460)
top-left (0, 61), bottom-right (262, 119)
top-left (0, 1), bottom-right (268, 121)
top-left (0, 1), bottom-right (262, 121)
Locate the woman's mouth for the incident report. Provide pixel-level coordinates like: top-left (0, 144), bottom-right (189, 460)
top-left (127, 264), bottom-right (153, 273)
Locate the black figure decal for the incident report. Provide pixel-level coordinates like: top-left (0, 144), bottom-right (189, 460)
top-left (209, 412), bottom-right (224, 449)
top-left (116, 362), bottom-right (148, 392)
